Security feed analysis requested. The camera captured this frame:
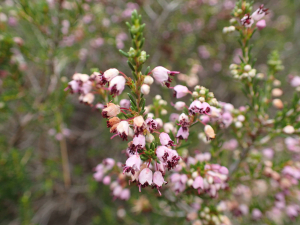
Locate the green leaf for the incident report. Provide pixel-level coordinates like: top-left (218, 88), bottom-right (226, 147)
top-left (119, 49), bottom-right (129, 57)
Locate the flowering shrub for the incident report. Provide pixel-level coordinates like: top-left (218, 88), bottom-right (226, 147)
top-left (65, 2), bottom-right (300, 224)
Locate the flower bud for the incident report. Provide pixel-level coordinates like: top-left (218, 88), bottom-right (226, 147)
top-left (272, 88), bottom-right (283, 97)
top-left (174, 101), bottom-right (186, 110)
top-left (141, 84), bottom-right (150, 95)
top-left (204, 125), bottom-right (215, 140)
top-left (244, 64), bottom-right (252, 72)
top-left (272, 99), bottom-right (283, 109)
top-left (283, 125), bottom-right (295, 134)
top-left (146, 133), bottom-right (155, 143)
top-left (143, 76), bottom-right (154, 85)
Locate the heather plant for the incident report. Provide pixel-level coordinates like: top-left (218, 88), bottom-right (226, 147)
top-left (66, 1), bottom-right (300, 225)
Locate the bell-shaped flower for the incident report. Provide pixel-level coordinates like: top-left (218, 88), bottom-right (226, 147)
top-left (133, 116), bottom-right (147, 136)
top-left (159, 132), bottom-right (175, 146)
top-left (251, 5), bottom-right (268, 21)
top-left (178, 113), bottom-right (190, 128)
top-left (173, 85), bottom-right (190, 98)
top-left (128, 134), bottom-right (146, 154)
top-left (123, 154), bottom-right (142, 175)
top-left (145, 118), bottom-right (158, 133)
top-left (156, 146), bottom-right (180, 170)
top-left (241, 14), bottom-right (254, 28)
top-left (138, 168), bottom-right (153, 190)
top-left (81, 93), bottom-right (95, 105)
top-left (176, 127), bottom-right (189, 140)
top-left (109, 76), bottom-right (126, 96)
top-left (189, 100), bottom-right (202, 115)
top-left (201, 102), bottom-right (211, 114)
top-left (153, 171), bottom-right (165, 188)
top-left (151, 66), bottom-right (179, 88)
top-left (193, 176), bottom-right (204, 193)
top-left (116, 121), bottom-right (129, 140)
top-left (102, 103), bottom-right (120, 118)
top-left (99, 68), bottom-right (119, 85)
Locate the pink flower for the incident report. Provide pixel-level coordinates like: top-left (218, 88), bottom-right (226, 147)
top-left (176, 127), bottom-right (189, 140)
top-left (218, 166), bottom-right (229, 175)
top-left (109, 76), bottom-right (126, 96)
top-left (193, 176), bottom-right (204, 193)
top-left (159, 132), bottom-right (174, 146)
top-left (103, 176), bottom-right (111, 185)
top-left (103, 158), bottom-right (115, 170)
top-left (156, 146), bottom-right (180, 170)
top-left (201, 102), bottom-right (211, 114)
top-left (99, 68), bottom-right (119, 85)
top-left (102, 103), bottom-right (120, 118)
top-left (174, 101), bottom-right (186, 110)
top-left (145, 118), bottom-right (158, 133)
top-left (256, 19), bottom-right (266, 30)
top-left (189, 100), bottom-right (202, 115)
top-left (153, 171), bottom-right (166, 192)
top-left (133, 116), bottom-right (146, 136)
top-left (262, 148), bottom-right (274, 159)
top-left (251, 5), bottom-right (269, 21)
top-left (290, 76), bottom-right (300, 87)
top-left (81, 93), bottom-right (95, 105)
top-left (151, 66), bottom-right (179, 88)
top-left (116, 121), bottom-right (129, 140)
top-left (123, 154), bottom-right (142, 175)
top-left (120, 99), bottom-right (130, 108)
top-left (252, 209), bottom-right (262, 220)
top-left (138, 168), bottom-right (153, 189)
top-left (128, 134), bottom-right (146, 154)
top-left (178, 113), bottom-right (190, 128)
top-left (93, 171), bottom-right (104, 182)
top-left (119, 189), bottom-right (130, 200)
top-left (241, 14), bottom-right (254, 28)
top-left (222, 111), bottom-right (233, 128)
top-left (173, 85), bottom-right (190, 98)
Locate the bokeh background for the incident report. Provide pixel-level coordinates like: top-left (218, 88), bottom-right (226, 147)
top-left (1, 0), bottom-right (300, 224)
